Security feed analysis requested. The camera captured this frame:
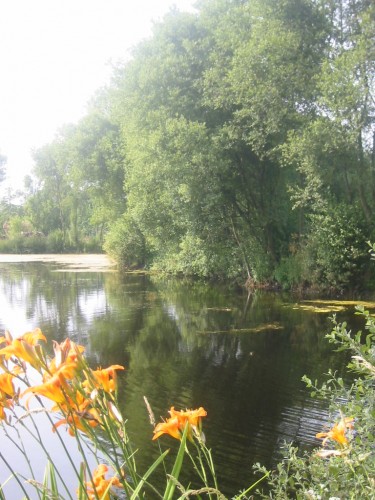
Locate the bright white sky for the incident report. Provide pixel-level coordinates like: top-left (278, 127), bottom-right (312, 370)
top-left (0, 0), bottom-right (197, 193)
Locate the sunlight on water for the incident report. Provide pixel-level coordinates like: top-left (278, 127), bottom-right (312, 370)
top-left (0, 279), bottom-right (32, 334)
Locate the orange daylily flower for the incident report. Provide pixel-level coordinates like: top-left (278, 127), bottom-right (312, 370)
top-left (0, 400), bottom-right (11, 421)
top-left (0, 372), bottom-right (15, 397)
top-left (84, 365), bottom-right (125, 394)
top-left (21, 328), bottom-right (46, 346)
top-left (316, 417), bottom-right (354, 447)
top-left (0, 328), bottom-right (46, 347)
top-left (53, 391), bottom-right (101, 436)
top-left (52, 388), bottom-right (90, 415)
top-left (153, 416), bottom-right (181, 441)
top-left (0, 331), bottom-right (13, 346)
top-left (48, 338), bottom-right (85, 374)
top-left (0, 371), bottom-right (17, 422)
top-left (82, 464), bottom-right (123, 500)
top-left (54, 407), bottom-right (101, 436)
top-left (22, 370), bottom-right (71, 406)
top-left (153, 406), bottom-right (207, 441)
top-left (43, 361), bottom-right (78, 383)
top-left (0, 329), bottom-right (46, 369)
top-left (169, 406), bottom-right (207, 428)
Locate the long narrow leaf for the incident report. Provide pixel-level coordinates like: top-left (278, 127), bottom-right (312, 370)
top-left (47, 461), bottom-right (59, 498)
top-left (234, 472), bottom-right (269, 499)
top-left (130, 449), bottom-right (169, 500)
top-left (77, 463), bottom-right (87, 500)
top-left (163, 424), bottom-right (188, 500)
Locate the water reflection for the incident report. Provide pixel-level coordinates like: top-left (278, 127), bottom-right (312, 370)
top-left (0, 263), bottom-right (360, 496)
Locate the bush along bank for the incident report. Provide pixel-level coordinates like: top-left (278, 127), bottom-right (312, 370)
top-left (255, 305), bottom-right (375, 499)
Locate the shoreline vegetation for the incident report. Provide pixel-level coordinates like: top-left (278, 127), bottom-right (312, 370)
top-left (1, 253), bottom-right (375, 297)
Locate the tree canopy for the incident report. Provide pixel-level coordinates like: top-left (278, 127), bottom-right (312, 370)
top-left (2, 0), bottom-right (374, 290)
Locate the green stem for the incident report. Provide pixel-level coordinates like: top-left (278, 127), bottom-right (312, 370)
top-left (2, 420), bottom-right (40, 498)
top-left (0, 450), bottom-right (30, 499)
top-left (164, 424), bottom-right (189, 500)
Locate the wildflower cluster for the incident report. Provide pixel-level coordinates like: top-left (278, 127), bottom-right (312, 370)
top-left (0, 328), bottom-right (257, 499)
top-left (0, 330), bottom-right (124, 437)
top-left (0, 329), bottom-right (129, 498)
top-left (82, 464), bottom-right (123, 500)
top-left (152, 406), bottom-right (207, 441)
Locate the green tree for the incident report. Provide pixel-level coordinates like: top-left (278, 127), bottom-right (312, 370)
top-left (62, 107), bottom-right (126, 245)
top-left (13, 0), bottom-right (375, 288)
top-left (108, 0), bottom-right (330, 280)
top-left (29, 139), bottom-right (72, 246)
top-left (280, 0), bottom-right (375, 287)
top-left (27, 100), bottom-right (126, 250)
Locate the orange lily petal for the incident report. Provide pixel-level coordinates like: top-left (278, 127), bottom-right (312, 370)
top-left (49, 338), bottom-right (85, 373)
top-left (22, 328), bottom-right (47, 345)
top-left (85, 365), bottom-right (125, 393)
top-left (82, 464), bottom-right (123, 500)
top-left (0, 372), bottom-right (15, 397)
top-left (316, 416), bottom-right (354, 447)
top-left (153, 416), bottom-right (181, 440)
top-left (169, 406), bottom-right (207, 427)
top-left (153, 406), bottom-right (207, 441)
top-left (22, 372), bottom-right (68, 405)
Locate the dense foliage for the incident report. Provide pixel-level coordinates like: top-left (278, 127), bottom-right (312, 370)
top-left (256, 302), bottom-right (375, 498)
top-left (1, 0), bottom-right (374, 290)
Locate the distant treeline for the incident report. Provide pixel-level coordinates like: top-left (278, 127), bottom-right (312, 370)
top-left (1, 0), bottom-right (374, 291)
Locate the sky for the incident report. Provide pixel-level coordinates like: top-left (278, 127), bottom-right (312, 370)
top-left (0, 0), bottom-right (197, 193)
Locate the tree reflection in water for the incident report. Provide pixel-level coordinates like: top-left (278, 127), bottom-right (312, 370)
top-left (0, 262), bottom-right (356, 496)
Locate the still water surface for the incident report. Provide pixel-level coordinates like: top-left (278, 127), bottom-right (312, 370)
top-left (0, 261), bottom-right (367, 497)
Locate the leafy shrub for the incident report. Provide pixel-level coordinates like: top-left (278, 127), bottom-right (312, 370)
top-left (0, 236), bottom-right (47, 253)
top-left (150, 232), bottom-right (248, 281)
top-left (152, 233), bottom-right (210, 277)
top-left (243, 237), bottom-right (275, 284)
top-left (256, 305), bottom-right (375, 498)
top-left (0, 238), bottom-right (18, 253)
top-left (103, 214), bottom-right (147, 270)
top-left (304, 204), bottom-right (370, 289)
top-left (273, 254), bottom-right (304, 289)
top-left (273, 234), bottom-right (316, 290)
top-left (81, 235), bottom-right (103, 253)
top-left (21, 235), bottom-right (47, 253)
top-left (46, 229), bottom-right (65, 253)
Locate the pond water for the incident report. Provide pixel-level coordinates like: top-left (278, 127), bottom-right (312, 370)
top-left (0, 260), bottom-right (371, 497)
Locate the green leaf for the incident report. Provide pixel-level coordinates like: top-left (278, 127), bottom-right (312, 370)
top-left (163, 423), bottom-right (189, 500)
top-left (130, 449), bottom-right (169, 500)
